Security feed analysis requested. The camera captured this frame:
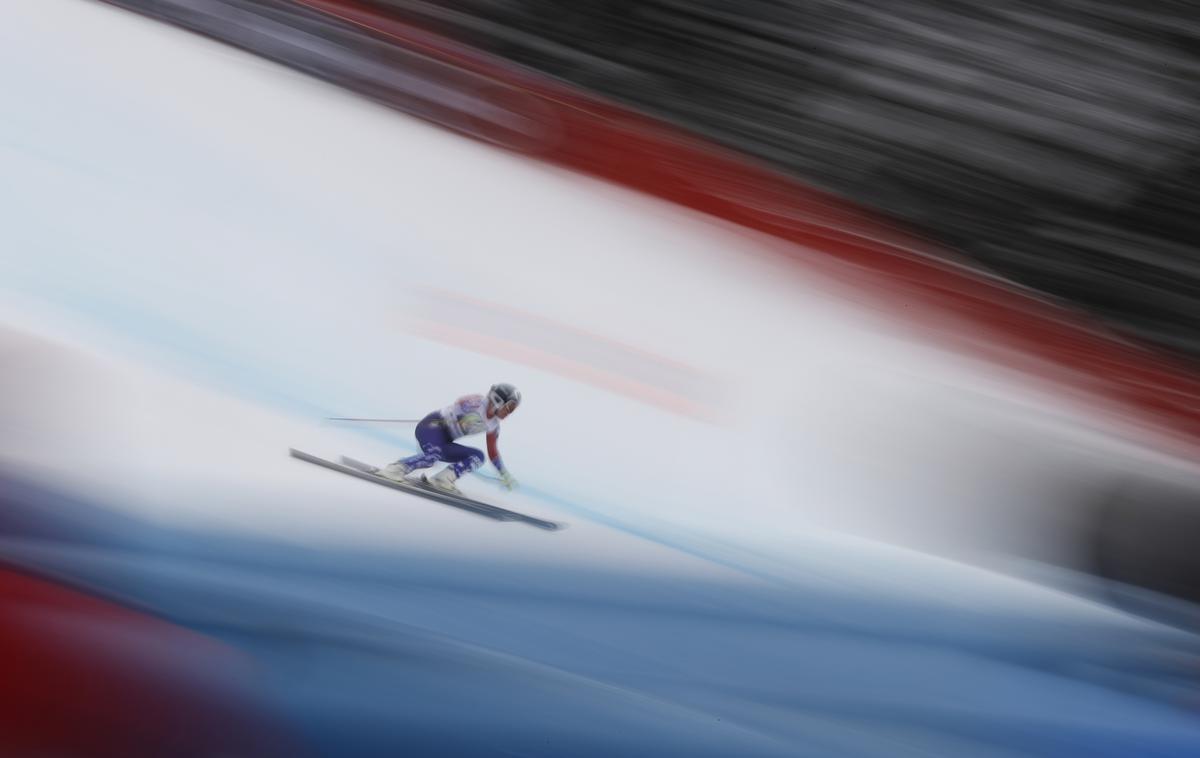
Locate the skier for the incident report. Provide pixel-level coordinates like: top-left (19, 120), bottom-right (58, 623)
top-left (376, 383), bottom-right (521, 494)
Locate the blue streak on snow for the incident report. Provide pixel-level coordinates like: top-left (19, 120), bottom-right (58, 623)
top-left (4, 470), bottom-right (1200, 758)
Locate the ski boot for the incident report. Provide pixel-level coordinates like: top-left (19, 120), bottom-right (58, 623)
top-left (376, 460), bottom-right (414, 482)
top-left (426, 467), bottom-right (462, 495)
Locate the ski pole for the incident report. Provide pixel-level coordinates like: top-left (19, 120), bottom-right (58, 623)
top-left (324, 417), bottom-right (423, 423)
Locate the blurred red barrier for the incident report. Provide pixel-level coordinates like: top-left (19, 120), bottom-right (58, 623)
top-left (0, 566), bottom-right (296, 758)
top-left (292, 0), bottom-right (1200, 452)
top-left (91, 0), bottom-right (1200, 452)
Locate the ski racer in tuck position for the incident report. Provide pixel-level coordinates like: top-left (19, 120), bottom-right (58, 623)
top-left (377, 383), bottom-right (521, 495)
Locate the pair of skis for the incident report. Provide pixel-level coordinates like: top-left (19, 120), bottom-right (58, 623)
top-left (289, 449), bottom-right (563, 531)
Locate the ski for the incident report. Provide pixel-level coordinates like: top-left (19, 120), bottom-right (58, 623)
top-left (289, 449), bottom-right (563, 531)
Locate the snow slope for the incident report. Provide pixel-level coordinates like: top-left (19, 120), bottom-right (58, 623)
top-left (5, 0), bottom-right (1196, 561)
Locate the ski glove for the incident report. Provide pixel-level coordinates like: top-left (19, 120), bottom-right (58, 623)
top-left (499, 470), bottom-right (518, 491)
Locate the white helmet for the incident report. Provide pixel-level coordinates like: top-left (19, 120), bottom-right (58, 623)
top-left (488, 383), bottom-right (521, 411)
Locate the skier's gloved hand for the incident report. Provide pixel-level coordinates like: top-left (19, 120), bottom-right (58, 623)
top-left (499, 470), bottom-right (518, 491)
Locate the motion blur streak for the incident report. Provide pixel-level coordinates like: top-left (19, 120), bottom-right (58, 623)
top-left (400, 288), bottom-right (726, 421)
top-left (0, 550), bottom-right (297, 757)
top-left (365, 0), bottom-right (1200, 359)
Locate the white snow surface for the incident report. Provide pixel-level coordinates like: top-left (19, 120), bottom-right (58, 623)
top-left (0, 0), bottom-right (1197, 635)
